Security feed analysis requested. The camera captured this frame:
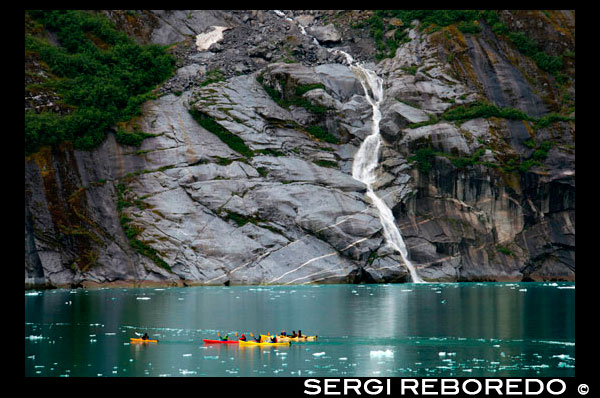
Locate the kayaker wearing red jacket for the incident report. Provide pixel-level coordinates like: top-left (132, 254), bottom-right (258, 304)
top-left (240, 334), bottom-right (247, 341)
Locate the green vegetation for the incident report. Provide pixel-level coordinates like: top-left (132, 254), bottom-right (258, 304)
top-left (116, 183), bottom-right (171, 272)
top-left (450, 147), bottom-right (486, 169)
top-left (254, 148), bottom-right (286, 157)
top-left (442, 102), bottom-right (574, 132)
top-left (313, 159), bottom-right (339, 168)
top-left (115, 128), bottom-right (156, 147)
top-left (401, 65), bottom-right (419, 75)
top-left (534, 113), bottom-right (574, 129)
top-left (442, 101), bottom-right (530, 122)
top-left (256, 167), bottom-right (269, 177)
top-left (25, 10), bottom-right (176, 155)
top-left (408, 114), bottom-right (439, 129)
top-left (188, 108), bottom-right (254, 158)
top-left (256, 75), bottom-right (330, 115)
top-left (295, 83), bottom-right (326, 96)
top-left (360, 9), bottom-right (571, 79)
top-left (409, 146), bottom-right (487, 172)
top-left (457, 20), bottom-right (481, 34)
top-left (223, 210), bottom-right (265, 227)
top-left (363, 10), bottom-right (481, 59)
top-left (408, 147), bottom-right (437, 172)
top-left (306, 125), bottom-right (340, 144)
top-left (481, 11), bottom-right (564, 74)
top-left (198, 68), bottom-right (226, 87)
top-left (496, 245), bottom-right (514, 256)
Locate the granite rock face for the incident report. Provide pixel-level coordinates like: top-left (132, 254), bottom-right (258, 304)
top-left (25, 10), bottom-right (574, 287)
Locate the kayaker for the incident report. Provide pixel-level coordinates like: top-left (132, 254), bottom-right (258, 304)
top-left (142, 332), bottom-right (150, 340)
top-left (218, 332), bottom-right (229, 341)
top-left (290, 330), bottom-right (297, 338)
top-left (270, 335), bottom-right (277, 343)
top-left (240, 334), bottom-right (247, 341)
top-left (281, 330), bottom-right (287, 337)
top-left (298, 330), bottom-right (303, 337)
top-left (253, 333), bottom-right (261, 342)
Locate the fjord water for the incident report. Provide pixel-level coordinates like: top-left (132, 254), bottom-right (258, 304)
top-left (25, 283), bottom-right (574, 377)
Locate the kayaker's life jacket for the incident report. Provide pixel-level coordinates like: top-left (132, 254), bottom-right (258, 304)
top-left (240, 334), bottom-right (246, 341)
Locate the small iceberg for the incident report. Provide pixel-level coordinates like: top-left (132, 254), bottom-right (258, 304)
top-left (370, 350), bottom-right (394, 358)
top-left (313, 352), bottom-right (326, 357)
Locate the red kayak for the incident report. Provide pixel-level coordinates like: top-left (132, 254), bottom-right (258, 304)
top-left (203, 339), bottom-right (238, 344)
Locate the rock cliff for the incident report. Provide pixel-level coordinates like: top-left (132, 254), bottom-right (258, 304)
top-left (25, 10), bottom-right (575, 288)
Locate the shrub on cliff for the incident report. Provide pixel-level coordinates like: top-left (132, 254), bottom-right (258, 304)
top-left (25, 10), bottom-right (175, 155)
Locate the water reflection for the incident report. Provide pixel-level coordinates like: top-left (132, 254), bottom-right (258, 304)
top-left (25, 283), bottom-right (574, 377)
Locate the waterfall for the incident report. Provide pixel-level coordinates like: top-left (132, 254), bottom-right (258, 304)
top-left (271, 11), bottom-right (424, 283)
top-left (349, 65), bottom-right (424, 283)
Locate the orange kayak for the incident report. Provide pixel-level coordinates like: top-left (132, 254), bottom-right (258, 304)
top-left (130, 337), bottom-right (158, 343)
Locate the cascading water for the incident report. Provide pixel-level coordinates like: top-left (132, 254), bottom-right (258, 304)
top-left (349, 66), bottom-right (424, 283)
top-left (271, 10), bottom-right (424, 283)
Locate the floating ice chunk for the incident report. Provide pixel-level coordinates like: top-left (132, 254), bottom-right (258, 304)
top-left (552, 354), bottom-right (574, 361)
top-left (370, 350), bottom-right (394, 358)
top-left (25, 291), bottom-right (40, 296)
top-left (438, 352), bottom-right (446, 357)
top-left (338, 357), bottom-right (348, 361)
top-left (183, 354), bottom-right (192, 357)
top-left (26, 335), bottom-right (43, 340)
top-left (313, 352), bottom-right (326, 357)
top-left (519, 289), bottom-right (527, 292)
top-left (557, 286), bottom-right (575, 289)
top-left (136, 297), bottom-right (151, 300)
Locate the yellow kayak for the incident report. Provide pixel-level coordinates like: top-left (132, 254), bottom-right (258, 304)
top-left (239, 339), bottom-right (290, 347)
top-left (276, 335), bottom-right (317, 342)
top-left (130, 337), bottom-right (158, 343)
top-left (261, 334), bottom-right (317, 342)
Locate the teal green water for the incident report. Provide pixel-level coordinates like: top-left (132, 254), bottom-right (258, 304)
top-left (25, 282), bottom-right (575, 377)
